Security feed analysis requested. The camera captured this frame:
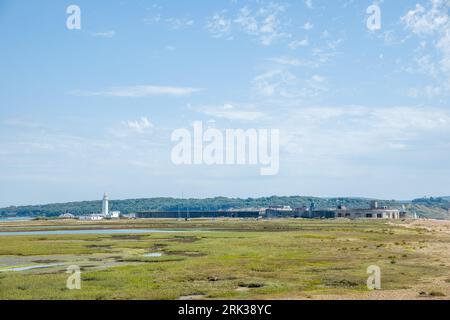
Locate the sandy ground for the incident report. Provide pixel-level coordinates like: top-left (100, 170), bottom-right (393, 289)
top-left (314, 219), bottom-right (450, 300)
top-left (311, 276), bottom-right (450, 300)
top-left (398, 219), bottom-right (450, 233)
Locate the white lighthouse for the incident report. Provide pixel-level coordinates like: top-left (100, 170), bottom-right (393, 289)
top-left (102, 192), bottom-right (109, 217)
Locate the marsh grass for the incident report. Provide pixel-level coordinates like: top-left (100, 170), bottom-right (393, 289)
top-left (0, 219), bottom-right (448, 299)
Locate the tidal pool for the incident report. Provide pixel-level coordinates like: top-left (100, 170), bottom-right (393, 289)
top-left (143, 253), bottom-right (163, 257)
top-left (0, 217), bottom-right (34, 222)
top-left (0, 263), bottom-right (65, 272)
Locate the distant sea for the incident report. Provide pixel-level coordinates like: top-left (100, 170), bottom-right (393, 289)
top-left (0, 217), bottom-right (34, 222)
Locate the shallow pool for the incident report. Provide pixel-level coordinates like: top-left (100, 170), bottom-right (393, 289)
top-left (0, 263), bottom-right (65, 272)
top-left (0, 217), bottom-right (34, 222)
top-left (143, 253), bottom-right (163, 257)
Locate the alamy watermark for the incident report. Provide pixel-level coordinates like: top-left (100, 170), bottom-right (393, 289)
top-left (66, 5), bottom-right (81, 30)
top-left (171, 121), bottom-right (280, 176)
top-left (366, 4), bottom-right (381, 31)
top-left (66, 265), bottom-right (81, 290)
top-left (366, 265), bottom-right (381, 290)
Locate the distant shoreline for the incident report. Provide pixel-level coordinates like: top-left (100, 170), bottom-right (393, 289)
top-left (0, 217), bottom-right (35, 222)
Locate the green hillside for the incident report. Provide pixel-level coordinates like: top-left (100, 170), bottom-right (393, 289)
top-left (1, 196), bottom-right (449, 220)
top-left (0, 196), bottom-right (397, 217)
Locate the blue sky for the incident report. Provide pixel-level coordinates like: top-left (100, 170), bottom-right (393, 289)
top-left (1, 0), bottom-right (450, 206)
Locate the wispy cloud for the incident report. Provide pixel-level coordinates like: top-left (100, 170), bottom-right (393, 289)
top-left (401, 1), bottom-right (448, 36)
top-left (70, 85), bottom-right (202, 97)
top-left (143, 6), bottom-right (194, 31)
top-left (267, 56), bottom-right (318, 67)
top-left (288, 38), bottom-right (309, 50)
top-left (0, 119), bottom-right (42, 128)
top-left (124, 117), bottom-right (153, 134)
top-left (165, 18), bottom-right (194, 30)
top-left (301, 22), bottom-right (314, 30)
top-left (279, 105), bottom-right (450, 161)
top-left (206, 10), bottom-right (233, 39)
top-left (197, 103), bottom-right (265, 121)
top-left (252, 69), bottom-right (327, 99)
top-left (207, 3), bottom-right (290, 46)
top-left (401, 0), bottom-right (450, 98)
top-left (91, 30), bottom-right (115, 38)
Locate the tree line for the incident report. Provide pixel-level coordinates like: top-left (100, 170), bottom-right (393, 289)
top-left (0, 196), bottom-right (399, 217)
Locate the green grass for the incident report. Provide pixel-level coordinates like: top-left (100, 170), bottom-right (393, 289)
top-left (0, 219), bottom-right (448, 300)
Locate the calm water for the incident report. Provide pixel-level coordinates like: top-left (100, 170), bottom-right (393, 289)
top-left (143, 253), bottom-right (163, 257)
top-left (0, 264), bottom-right (65, 272)
top-left (0, 229), bottom-right (189, 236)
top-left (0, 217), bottom-right (34, 222)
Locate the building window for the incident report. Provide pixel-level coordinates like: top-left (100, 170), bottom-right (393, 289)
top-left (366, 214), bottom-right (373, 218)
top-left (377, 214), bottom-right (383, 219)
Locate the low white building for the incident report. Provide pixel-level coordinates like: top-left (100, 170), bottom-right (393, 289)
top-left (59, 213), bottom-right (76, 219)
top-left (108, 211), bottom-right (121, 219)
top-left (268, 205), bottom-right (292, 211)
top-left (79, 214), bottom-right (104, 221)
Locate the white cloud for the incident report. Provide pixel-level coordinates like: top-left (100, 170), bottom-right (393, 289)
top-left (143, 7), bottom-right (194, 31)
top-left (198, 103), bottom-right (265, 121)
top-left (270, 35), bottom-right (342, 68)
top-left (401, 2), bottom-right (448, 35)
top-left (124, 117), bottom-right (153, 134)
top-left (143, 15), bottom-right (162, 24)
top-left (71, 85), bottom-right (202, 97)
top-left (401, 0), bottom-right (450, 98)
top-left (311, 75), bottom-right (326, 83)
top-left (410, 54), bottom-right (439, 77)
top-left (437, 28), bottom-right (450, 71)
top-left (252, 69), bottom-right (327, 99)
top-left (311, 46), bottom-right (340, 65)
top-left (0, 119), bottom-right (42, 128)
top-left (268, 56), bottom-right (316, 67)
top-left (234, 7), bottom-right (259, 34)
top-left (302, 22), bottom-right (314, 30)
top-left (288, 38), bottom-right (309, 49)
top-left (253, 69), bottom-right (291, 97)
top-left (256, 3), bottom-right (289, 45)
top-left (207, 3), bottom-right (290, 46)
top-left (206, 11), bottom-right (233, 39)
top-left (408, 82), bottom-right (450, 99)
top-left (281, 105), bottom-right (450, 158)
top-left (165, 18), bottom-right (194, 30)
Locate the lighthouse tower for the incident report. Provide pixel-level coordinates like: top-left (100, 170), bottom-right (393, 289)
top-left (102, 193), bottom-right (109, 217)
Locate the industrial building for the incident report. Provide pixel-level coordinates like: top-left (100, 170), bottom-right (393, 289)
top-left (264, 201), bottom-right (404, 220)
top-left (135, 210), bottom-right (262, 220)
top-left (335, 201), bottom-right (402, 219)
top-left (132, 200), bottom-right (405, 221)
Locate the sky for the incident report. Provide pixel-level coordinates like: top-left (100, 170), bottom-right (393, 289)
top-left (1, 0), bottom-right (450, 206)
